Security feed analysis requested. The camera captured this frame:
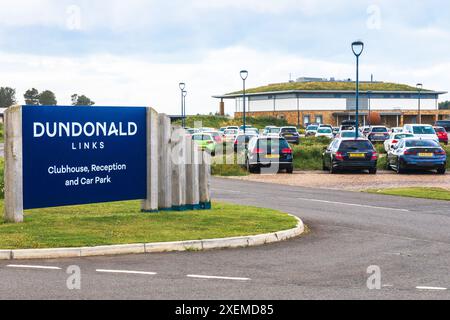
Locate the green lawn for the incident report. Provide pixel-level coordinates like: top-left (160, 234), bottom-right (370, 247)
top-left (0, 201), bottom-right (298, 250)
top-left (367, 187), bottom-right (450, 201)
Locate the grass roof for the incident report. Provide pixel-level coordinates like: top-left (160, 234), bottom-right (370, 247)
top-left (229, 81), bottom-right (430, 95)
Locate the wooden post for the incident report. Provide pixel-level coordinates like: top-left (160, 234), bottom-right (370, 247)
top-left (185, 136), bottom-right (200, 210)
top-left (4, 105), bottom-right (24, 223)
top-left (171, 126), bottom-right (187, 211)
top-left (158, 114), bottom-right (172, 210)
top-left (199, 151), bottom-right (212, 210)
top-left (141, 107), bottom-right (159, 212)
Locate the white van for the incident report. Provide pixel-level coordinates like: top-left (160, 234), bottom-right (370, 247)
top-left (403, 124), bottom-right (439, 143)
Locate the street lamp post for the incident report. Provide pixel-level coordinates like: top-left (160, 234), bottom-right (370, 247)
top-left (182, 90), bottom-right (187, 128)
top-left (417, 83), bottom-right (423, 125)
top-left (240, 70), bottom-right (249, 135)
top-left (352, 41), bottom-right (364, 140)
top-left (367, 90), bottom-right (372, 127)
top-left (179, 83), bottom-right (186, 127)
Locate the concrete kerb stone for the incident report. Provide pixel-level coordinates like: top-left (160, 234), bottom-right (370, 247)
top-left (0, 250), bottom-right (12, 260)
top-left (1, 216), bottom-right (305, 260)
top-left (12, 248), bottom-right (81, 260)
top-left (80, 244), bottom-right (145, 257)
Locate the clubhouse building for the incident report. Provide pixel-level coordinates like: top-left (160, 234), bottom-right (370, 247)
top-left (213, 78), bottom-right (449, 127)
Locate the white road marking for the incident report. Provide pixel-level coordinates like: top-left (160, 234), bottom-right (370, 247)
top-left (96, 269), bottom-right (157, 276)
top-left (7, 265), bottom-right (61, 270)
top-left (187, 274), bottom-right (251, 281)
top-left (416, 286), bottom-right (447, 291)
top-left (296, 197), bottom-right (410, 212)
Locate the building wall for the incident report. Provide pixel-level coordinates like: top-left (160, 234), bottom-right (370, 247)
top-left (235, 96), bottom-right (437, 113)
top-left (235, 110), bottom-right (450, 127)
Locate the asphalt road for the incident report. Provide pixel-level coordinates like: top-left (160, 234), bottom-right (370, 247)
top-left (1, 177), bottom-right (450, 300)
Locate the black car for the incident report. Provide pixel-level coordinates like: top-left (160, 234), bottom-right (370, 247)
top-left (435, 120), bottom-right (450, 132)
top-left (323, 139), bottom-right (378, 174)
top-left (279, 127), bottom-right (300, 145)
top-left (367, 126), bottom-right (390, 142)
top-left (245, 137), bottom-right (294, 174)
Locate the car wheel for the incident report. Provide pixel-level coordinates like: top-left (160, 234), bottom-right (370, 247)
top-left (322, 160), bottom-right (328, 171)
top-left (369, 168), bottom-right (377, 175)
top-left (437, 166), bottom-right (446, 175)
top-left (329, 161), bottom-right (337, 174)
top-left (396, 159), bottom-right (404, 174)
top-left (286, 166), bottom-right (294, 174)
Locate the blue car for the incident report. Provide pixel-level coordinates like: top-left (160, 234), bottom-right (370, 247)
top-left (387, 138), bottom-right (447, 174)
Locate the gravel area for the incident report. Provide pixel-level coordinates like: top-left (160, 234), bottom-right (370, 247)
top-left (229, 171), bottom-right (450, 191)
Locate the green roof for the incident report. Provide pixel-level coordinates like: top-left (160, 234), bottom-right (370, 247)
top-left (228, 81), bottom-right (431, 95)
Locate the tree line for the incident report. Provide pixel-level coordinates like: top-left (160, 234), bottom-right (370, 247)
top-left (0, 87), bottom-right (95, 108)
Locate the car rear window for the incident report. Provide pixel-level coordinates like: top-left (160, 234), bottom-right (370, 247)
top-left (372, 127), bottom-right (388, 133)
top-left (281, 128), bottom-right (298, 133)
top-left (394, 134), bottom-right (414, 140)
top-left (405, 140), bottom-right (440, 148)
top-left (307, 126), bottom-right (318, 131)
top-left (256, 139), bottom-right (290, 150)
top-left (434, 127), bottom-right (445, 133)
top-left (339, 141), bottom-right (374, 151)
top-left (413, 126), bottom-right (435, 135)
top-left (318, 129), bottom-right (332, 133)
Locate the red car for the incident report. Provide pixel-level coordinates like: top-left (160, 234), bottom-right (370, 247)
top-left (434, 126), bottom-right (449, 145)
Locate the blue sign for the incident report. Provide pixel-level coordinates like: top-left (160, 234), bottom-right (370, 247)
top-left (22, 106), bottom-right (147, 210)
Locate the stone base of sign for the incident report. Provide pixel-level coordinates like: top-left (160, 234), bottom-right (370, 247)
top-left (0, 216), bottom-right (304, 260)
top-left (200, 202), bottom-right (212, 210)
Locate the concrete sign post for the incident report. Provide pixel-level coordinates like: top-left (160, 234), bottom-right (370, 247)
top-left (141, 107), bottom-right (159, 212)
top-left (199, 152), bottom-right (212, 209)
top-left (4, 106), bottom-right (24, 223)
top-left (171, 126), bottom-right (187, 210)
top-left (186, 136), bottom-right (200, 209)
top-left (158, 114), bottom-right (172, 210)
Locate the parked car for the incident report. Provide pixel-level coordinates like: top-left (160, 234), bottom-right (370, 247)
top-left (279, 127), bottom-right (300, 145)
top-left (323, 139), bottom-right (378, 174)
top-left (434, 126), bottom-right (449, 145)
top-left (234, 134), bottom-right (258, 153)
top-left (226, 126), bottom-right (240, 131)
top-left (390, 127), bottom-right (404, 134)
top-left (245, 137), bottom-right (294, 174)
top-left (204, 131), bottom-right (223, 144)
top-left (403, 124), bottom-right (439, 143)
top-left (223, 129), bottom-right (238, 143)
top-left (435, 120), bottom-right (450, 132)
top-left (361, 126), bottom-right (371, 137)
top-left (186, 128), bottom-right (200, 137)
top-left (266, 127), bottom-right (281, 137)
top-left (192, 133), bottom-right (216, 156)
top-left (263, 126), bottom-right (277, 136)
top-left (241, 127), bottom-right (260, 136)
top-left (384, 132), bottom-right (414, 152)
top-left (336, 130), bottom-right (365, 139)
top-left (306, 125), bottom-right (319, 137)
top-left (387, 138), bottom-right (447, 174)
top-left (367, 126), bottom-right (390, 142)
top-left (219, 127), bottom-right (227, 135)
top-left (319, 124), bottom-right (333, 131)
top-left (332, 127), bottom-right (340, 137)
top-left (315, 127), bottom-right (334, 139)
top-left (340, 120), bottom-right (357, 132)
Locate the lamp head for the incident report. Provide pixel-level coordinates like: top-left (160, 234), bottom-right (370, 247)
top-left (182, 90), bottom-right (187, 97)
top-left (416, 83), bottom-right (423, 90)
top-left (351, 40), bottom-right (364, 57)
top-left (179, 82), bottom-right (186, 91)
top-left (240, 70), bottom-right (249, 81)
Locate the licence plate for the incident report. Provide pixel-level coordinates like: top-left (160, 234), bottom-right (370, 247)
top-left (418, 153), bottom-right (434, 157)
top-left (349, 153), bottom-right (366, 158)
top-left (266, 155), bottom-right (280, 159)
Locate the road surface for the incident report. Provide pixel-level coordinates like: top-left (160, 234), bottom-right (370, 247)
top-left (1, 177), bottom-right (450, 300)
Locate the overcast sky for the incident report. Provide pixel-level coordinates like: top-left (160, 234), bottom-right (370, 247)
top-left (1, 0), bottom-right (449, 115)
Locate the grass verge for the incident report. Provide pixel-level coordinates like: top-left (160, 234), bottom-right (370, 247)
top-left (0, 201), bottom-right (298, 250)
top-left (367, 187), bottom-right (450, 201)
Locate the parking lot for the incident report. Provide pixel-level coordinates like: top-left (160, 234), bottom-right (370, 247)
top-left (230, 170), bottom-right (450, 191)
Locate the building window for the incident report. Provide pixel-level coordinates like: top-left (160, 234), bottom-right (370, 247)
top-left (316, 115), bottom-right (323, 124)
top-left (303, 115), bottom-right (311, 126)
